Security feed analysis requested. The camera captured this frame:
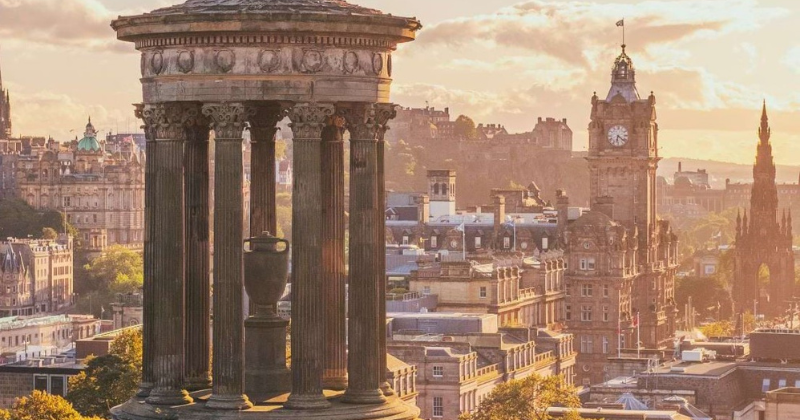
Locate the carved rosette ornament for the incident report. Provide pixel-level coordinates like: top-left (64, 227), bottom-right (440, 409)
top-left (202, 103), bottom-right (253, 139)
top-left (286, 103), bottom-right (335, 139)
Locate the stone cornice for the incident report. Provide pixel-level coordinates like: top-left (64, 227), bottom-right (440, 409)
top-left (112, 13), bottom-right (420, 47)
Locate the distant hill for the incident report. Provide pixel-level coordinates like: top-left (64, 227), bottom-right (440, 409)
top-left (658, 157), bottom-right (800, 188)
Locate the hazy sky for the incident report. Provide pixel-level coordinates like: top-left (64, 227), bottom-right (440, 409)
top-left (1, 0), bottom-right (800, 165)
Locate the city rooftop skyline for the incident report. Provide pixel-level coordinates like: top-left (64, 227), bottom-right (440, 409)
top-left (2, 0), bottom-right (800, 165)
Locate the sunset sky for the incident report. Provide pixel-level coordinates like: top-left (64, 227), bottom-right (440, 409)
top-left (1, 0), bottom-right (799, 165)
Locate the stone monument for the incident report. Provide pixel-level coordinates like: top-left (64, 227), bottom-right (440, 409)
top-left (109, 0), bottom-right (421, 418)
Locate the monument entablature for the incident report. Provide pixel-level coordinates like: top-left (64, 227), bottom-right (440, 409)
top-left (112, 0), bottom-right (419, 104)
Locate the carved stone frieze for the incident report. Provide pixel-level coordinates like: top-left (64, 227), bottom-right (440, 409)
top-left (286, 103), bottom-right (334, 139)
top-left (177, 50), bottom-right (195, 74)
top-left (138, 46), bottom-right (391, 78)
top-left (139, 103), bottom-right (206, 141)
top-left (371, 53), bottom-right (383, 75)
top-left (343, 51), bottom-right (359, 74)
top-left (258, 49), bottom-right (281, 73)
top-left (202, 103), bottom-right (252, 139)
top-left (151, 50), bottom-right (165, 75)
top-left (215, 49), bottom-right (236, 73)
top-left (300, 50), bottom-right (324, 73)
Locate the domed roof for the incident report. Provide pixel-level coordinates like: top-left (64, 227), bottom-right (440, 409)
top-left (150, 0), bottom-right (383, 16)
top-left (77, 135), bottom-right (101, 152)
top-left (570, 210), bottom-right (620, 230)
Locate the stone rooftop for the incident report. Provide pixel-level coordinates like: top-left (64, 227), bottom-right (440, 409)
top-left (150, 0), bottom-right (383, 16)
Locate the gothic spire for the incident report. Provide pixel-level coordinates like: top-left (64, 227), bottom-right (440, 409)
top-left (759, 100), bottom-right (770, 145)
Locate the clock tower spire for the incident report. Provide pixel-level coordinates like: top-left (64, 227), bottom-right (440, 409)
top-left (588, 42), bottom-right (659, 251)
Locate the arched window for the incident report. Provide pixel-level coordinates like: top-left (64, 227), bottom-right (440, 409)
top-left (433, 183), bottom-right (440, 195)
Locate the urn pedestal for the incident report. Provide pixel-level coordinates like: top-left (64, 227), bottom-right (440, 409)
top-left (243, 234), bottom-right (291, 400)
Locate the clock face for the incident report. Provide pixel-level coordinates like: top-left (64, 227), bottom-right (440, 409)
top-left (607, 125), bottom-right (628, 147)
top-left (450, 240), bottom-right (458, 249)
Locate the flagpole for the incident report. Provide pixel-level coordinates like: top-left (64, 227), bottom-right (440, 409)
top-left (618, 291), bottom-right (621, 358)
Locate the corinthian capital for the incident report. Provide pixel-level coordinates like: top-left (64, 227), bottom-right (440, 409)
top-left (373, 103), bottom-right (398, 141)
top-left (286, 103), bottom-right (334, 140)
top-left (138, 103), bottom-right (205, 142)
top-left (339, 103), bottom-right (397, 141)
top-left (246, 102), bottom-right (289, 142)
top-left (202, 103), bottom-right (252, 140)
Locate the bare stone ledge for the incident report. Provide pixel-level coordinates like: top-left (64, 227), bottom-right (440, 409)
top-left (111, 392), bottom-right (420, 420)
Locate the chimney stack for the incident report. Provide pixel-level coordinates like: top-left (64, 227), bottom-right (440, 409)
top-left (419, 194), bottom-right (430, 223)
top-left (493, 195), bottom-right (506, 243)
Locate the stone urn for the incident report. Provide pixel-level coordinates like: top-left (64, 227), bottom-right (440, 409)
top-left (244, 232), bottom-right (289, 318)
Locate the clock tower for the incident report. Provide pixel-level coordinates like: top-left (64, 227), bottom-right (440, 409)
top-left (588, 44), bottom-right (659, 254)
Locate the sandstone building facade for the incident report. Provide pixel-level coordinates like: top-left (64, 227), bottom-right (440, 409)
top-left (564, 44), bottom-right (678, 385)
top-left (14, 119), bottom-right (144, 251)
top-left (0, 236), bottom-right (73, 316)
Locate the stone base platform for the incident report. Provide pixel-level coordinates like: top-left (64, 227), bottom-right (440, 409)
top-left (110, 390), bottom-right (420, 420)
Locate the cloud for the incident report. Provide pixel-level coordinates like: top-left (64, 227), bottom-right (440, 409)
top-left (0, 0), bottom-right (127, 52)
top-left (417, 0), bottom-right (787, 68)
top-left (11, 90), bottom-right (129, 140)
top-left (782, 45), bottom-right (800, 74)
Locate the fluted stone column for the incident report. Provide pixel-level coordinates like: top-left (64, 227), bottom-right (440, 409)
top-left (183, 110), bottom-right (211, 391)
top-left (141, 103), bottom-right (194, 406)
top-left (341, 103), bottom-right (385, 405)
top-left (244, 103), bottom-right (291, 398)
top-left (322, 115), bottom-right (348, 390)
top-left (134, 103), bottom-right (155, 398)
top-left (203, 103), bottom-right (253, 410)
top-left (248, 103), bottom-right (284, 243)
top-left (375, 104), bottom-right (397, 396)
top-left (285, 103), bottom-right (334, 410)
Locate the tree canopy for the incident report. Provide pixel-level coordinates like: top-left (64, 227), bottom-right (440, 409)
top-left (74, 245), bottom-right (143, 318)
top-left (459, 374), bottom-right (585, 420)
top-left (0, 198), bottom-right (77, 240)
top-left (67, 328), bottom-right (142, 418)
top-left (454, 115), bottom-right (477, 140)
top-left (0, 390), bottom-right (103, 420)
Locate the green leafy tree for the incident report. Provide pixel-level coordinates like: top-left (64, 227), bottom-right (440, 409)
top-left (41, 228), bottom-right (58, 240)
top-left (459, 374), bottom-right (586, 420)
top-left (0, 199), bottom-right (76, 240)
top-left (454, 115), bottom-right (477, 140)
top-left (675, 275), bottom-right (730, 321)
top-left (75, 246), bottom-right (143, 317)
top-left (67, 329), bottom-right (142, 418)
top-left (0, 390), bottom-right (102, 420)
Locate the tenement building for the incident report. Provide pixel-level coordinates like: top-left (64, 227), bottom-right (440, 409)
top-left (388, 312), bottom-right (575, 420)
top-left (732, 104), bottom-right (795, 317)
top-left (563, 43), bottom-right (679, 385)
top-left (0, 236), bottom-right (73, 316)
top-left (15, 118), bottom-right (144, 251)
